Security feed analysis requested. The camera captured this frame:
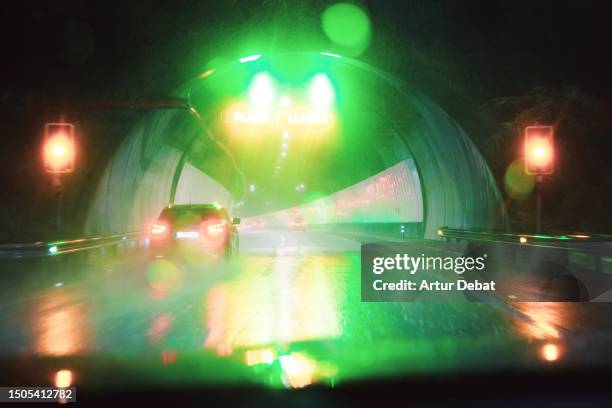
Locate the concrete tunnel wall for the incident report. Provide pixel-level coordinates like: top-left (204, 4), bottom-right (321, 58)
top-left (245, 159), bottom-right (423, 228)
top-left (84, 105), bottom-right (233, 235)
top-left (84, 54), bottom-right (506, 239)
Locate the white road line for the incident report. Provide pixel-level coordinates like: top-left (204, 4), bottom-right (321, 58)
top-left (276, 233), bottom-right (288, 256)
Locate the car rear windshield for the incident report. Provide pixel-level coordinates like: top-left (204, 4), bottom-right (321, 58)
top-left (159, 207), bottom-right (227, 226)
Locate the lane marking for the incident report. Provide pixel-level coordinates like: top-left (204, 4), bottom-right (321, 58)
top-left (276, 233), bottom-right (288, 256)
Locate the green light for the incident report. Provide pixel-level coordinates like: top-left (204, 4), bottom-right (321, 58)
top-left (320, 52), bottom-right (342, 58)
top-left (48, 245), bottom-right (59, 254)
top-left (249, 72), bottom-right (276, 107)
top-left (322, 3), bottom-right (371, 54)
top-left (308, 74), bottom-right (334, 108)
top-left (504, 159), bottom-right (535, 200)
top-left (240, 54), bottom-right (262, 63)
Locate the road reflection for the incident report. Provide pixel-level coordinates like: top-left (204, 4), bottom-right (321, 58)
top-left (512, 302), bottom-right (573, 340)
top-left (204, 254), bottom-right (344, 355)
top-left (3, 230), bottom-right (611, 389)
top-left (510, 302), bottom-right (575, 364)
top-left (30, 290), bottom-right (93, 356)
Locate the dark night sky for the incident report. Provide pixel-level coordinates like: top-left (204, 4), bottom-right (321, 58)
top-left (2, 1), bottom-right (611, 108)
top-left (0, 0), bottom-right (611, 239)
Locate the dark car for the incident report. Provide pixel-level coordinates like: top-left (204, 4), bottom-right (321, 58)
top-left (148, 204), bottom-right (240, 259)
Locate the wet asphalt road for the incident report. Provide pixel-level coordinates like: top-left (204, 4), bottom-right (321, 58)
top-left (1, 228), bottom-right (612, 388)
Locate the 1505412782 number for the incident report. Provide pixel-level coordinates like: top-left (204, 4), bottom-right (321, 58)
top-left (1, 387), bottom-right (76, 402)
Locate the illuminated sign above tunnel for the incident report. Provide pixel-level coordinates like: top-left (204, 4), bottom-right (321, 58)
top-left (224, 71), bottom-right (337, 135)
top-left (227, 106), bottom-right (333, 126)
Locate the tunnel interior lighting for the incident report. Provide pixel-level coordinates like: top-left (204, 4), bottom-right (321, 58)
top-left (279, 95), bottom-right (291, 107)
top-left (198, 69), bottom-right (215, 79)
top-left (320, 52), bottom-right (342, 58)
top-left (249, 72), bottom-right (276, 108)
top-left (308, 74), bottom-right (334, 108)
top-left (239, 54), bottom-right (262, 63)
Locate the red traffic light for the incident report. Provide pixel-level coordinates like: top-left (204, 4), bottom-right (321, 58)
top-left (44, 123), bottom-right (75, 173)
top-left (524, 125), bottom-right (554, 175)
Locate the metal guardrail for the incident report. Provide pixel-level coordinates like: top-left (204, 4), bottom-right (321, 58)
top-left (437, 227), bottom-right (611, 245)
top-left (436, 227), bottom-right (612, 300)
top-left (436, 227), bottom-right (612, 267)
top-left (0, 231), bottom-right (144, 260)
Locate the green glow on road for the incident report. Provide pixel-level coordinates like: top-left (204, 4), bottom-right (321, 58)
top-left (6, 245), bottom-right (577, 391)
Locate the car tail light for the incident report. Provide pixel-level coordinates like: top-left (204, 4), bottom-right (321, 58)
top-left (204, 220), bottom-right (227, 236)
top-left (150, 221), bottom-right (169, 238)
top-left (201, 219), bottom-right (227, 248)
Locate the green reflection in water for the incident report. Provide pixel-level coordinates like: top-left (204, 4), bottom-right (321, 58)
top-left (200, 252), bottom-right (548, 388)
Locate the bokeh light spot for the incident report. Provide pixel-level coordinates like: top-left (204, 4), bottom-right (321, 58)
top-left (322, 3), bottom-right (371, 55)
top-left (540, 343), bottom-right (561, 362)
top-left (54, 369), bottom-right (73, 388)
top-left (146, 260), bottom-right (182, 295)
top-left (504, 159), bottom-right (535, 200)
top-left (280, 352), bottom-right (316, 389)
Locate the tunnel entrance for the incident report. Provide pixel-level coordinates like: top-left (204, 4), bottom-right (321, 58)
top-left (86, 52), bottom-right (505, 239)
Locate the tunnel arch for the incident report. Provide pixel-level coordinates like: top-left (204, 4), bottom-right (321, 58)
top-left (85, 52), bottom-right (506, 239)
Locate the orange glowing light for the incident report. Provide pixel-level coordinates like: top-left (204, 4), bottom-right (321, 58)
top-left (245, 348), bottom-right (276, 366)
top-left (33, 292), bottom-right (91, 356)
top-left (203, 256), bottom-right (343, 356)
top-left (280, 353), bottom-right (315, 389)
top-left (540, 343), bottom-right (560, 362)
top-left (150, 222), bottom-right (169, 237)
top-left (524, 126), bottom-right (554, 175)
top-left (527, 140), bottom-right (552, 166)
top-left (44, 134), bottom-right (75, 171)
top-left (54, 370), bottom-right (73, 388)
top-left (512, 302), bottom-right (569, 340)
top-left (198, 69), bottom-right (215, 79)
top-left (161, 350), bottom-right (177, 365)
top-left (44, 123), bottom-right (75, 173)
